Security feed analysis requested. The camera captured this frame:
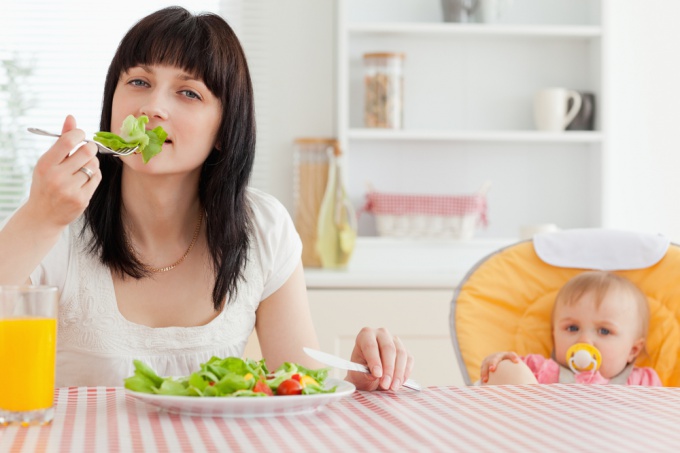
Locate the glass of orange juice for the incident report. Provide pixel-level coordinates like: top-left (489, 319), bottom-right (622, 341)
top-left (0, 285), bottom-right (58, 425)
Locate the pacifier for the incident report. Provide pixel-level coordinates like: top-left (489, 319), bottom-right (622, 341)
top-left (566, 343), bottom-right (602, 373)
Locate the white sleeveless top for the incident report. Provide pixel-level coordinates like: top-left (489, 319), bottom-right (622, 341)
top-left (26, 188), bottom-right (301, 387)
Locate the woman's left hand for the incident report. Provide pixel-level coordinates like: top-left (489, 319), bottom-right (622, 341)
top-left (345, 327), bottom-right (414, 391)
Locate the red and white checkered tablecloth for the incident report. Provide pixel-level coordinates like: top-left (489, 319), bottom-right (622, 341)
top-left (2, 385), bottom-right (680, 452)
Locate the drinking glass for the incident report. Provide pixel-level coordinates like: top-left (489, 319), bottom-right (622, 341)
top-left (0, 286), bottom-right (58, 425)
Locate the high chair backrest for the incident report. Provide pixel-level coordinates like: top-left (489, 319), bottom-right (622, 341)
top-left (450, 229), bottom-right (680, 386)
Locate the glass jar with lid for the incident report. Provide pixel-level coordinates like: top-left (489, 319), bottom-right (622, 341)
top-left (363, 52), bottom-right (405, 129)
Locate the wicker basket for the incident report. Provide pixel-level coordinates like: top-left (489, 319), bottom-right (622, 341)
top-left (362, 185), bottom-right (489, 239)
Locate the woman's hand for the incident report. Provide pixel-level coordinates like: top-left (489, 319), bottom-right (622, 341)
top-left (24, 115), bottom-right (101, 228)
top-left (0, 115), bottom-right (101, 285)
top-left (345, 327), bottom-right (414, 391)
top-left (480, 351), bottom-right (520, 383)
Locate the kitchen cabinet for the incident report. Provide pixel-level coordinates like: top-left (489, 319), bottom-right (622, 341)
top-left (336, 0), bottom-right (605, 239)
top-left (307, 288), bottom-right (464, 387)
top-left (244, 288), bottom-right (465, 387)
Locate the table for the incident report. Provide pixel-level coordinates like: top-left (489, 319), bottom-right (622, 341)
top-left (2, 384), bottom-right (679, 452)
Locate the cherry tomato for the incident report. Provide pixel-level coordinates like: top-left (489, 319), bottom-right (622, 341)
top-left (253, 380), bottom-right (273, 396)
top-left (276, 379), bottom-right (302, 396)
top-left (291, 374), bottom-right (301, 382)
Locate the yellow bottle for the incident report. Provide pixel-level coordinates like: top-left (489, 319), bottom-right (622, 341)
top-left (315, 145), bottom-right (357, 268)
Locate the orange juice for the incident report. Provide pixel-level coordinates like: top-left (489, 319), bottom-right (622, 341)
top-left (0, 317), bottom-right (57, 411)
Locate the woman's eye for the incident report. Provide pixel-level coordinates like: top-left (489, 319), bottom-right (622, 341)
top-left (180, 89), bottom-right (202, 100)
top-left (567, 325), bottom-right (579, 332)
top-left (599, 328), bottom-right (611, 335)
top-left (128, 79), bottom-right (149, 87)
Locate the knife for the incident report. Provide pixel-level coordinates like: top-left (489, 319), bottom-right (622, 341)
top-left (303, 347), bottom-right (422, 391)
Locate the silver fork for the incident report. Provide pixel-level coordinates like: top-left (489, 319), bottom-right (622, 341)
top-left (27, 128), bottom-right (139, 156)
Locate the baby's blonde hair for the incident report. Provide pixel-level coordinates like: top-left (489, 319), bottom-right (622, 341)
top-left (551, 271), bottom-right (650, 338)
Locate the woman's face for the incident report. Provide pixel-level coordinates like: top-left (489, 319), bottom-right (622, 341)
top-left (111, 64), bottom-right (222, 175)
top-left (552, 287), bottom-right (645, 379)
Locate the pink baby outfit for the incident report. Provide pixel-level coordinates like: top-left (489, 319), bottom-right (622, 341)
top-left (522, 354), bottom-right (662, 386)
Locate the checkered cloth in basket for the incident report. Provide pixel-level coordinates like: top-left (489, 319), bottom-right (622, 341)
top-left (361, 190), bottom-right (488, 238)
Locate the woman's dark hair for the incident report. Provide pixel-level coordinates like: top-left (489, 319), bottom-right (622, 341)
top-left (84, 6), bottom-right (255, 311)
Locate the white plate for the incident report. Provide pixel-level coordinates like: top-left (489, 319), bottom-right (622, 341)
top-left (125, 378), bottom-right (355, 418)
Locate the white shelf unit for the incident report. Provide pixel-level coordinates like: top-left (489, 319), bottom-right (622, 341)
top-left (348, 129), bottom-right (603, 143)
top-left (348, 23), bottom-right (602, 38)
top-left (336, 0), bottom-right (605, 240)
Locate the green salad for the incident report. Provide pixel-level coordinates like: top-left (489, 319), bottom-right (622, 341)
top-left (124, 356), bottom-right (337, 397)
top-left (94, 115), bottom-right (167, 164)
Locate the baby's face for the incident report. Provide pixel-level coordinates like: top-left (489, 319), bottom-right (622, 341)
top-left (552, 287), bottom-right (644, 379)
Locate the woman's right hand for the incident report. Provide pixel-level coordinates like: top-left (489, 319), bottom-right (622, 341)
top-left (25, 115), bottom-right (101, 228)
top-left (480, 351), bottom-right (521, 383)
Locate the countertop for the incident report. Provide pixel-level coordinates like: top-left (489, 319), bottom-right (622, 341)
top-left (303, 237), bottom-right (516, 289)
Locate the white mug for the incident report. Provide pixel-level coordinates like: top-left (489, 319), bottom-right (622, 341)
top-left (533, 88), bottom-right (582, 132)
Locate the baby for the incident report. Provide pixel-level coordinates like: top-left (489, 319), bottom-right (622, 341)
top-left (480, 271), bottom-right (661, 386)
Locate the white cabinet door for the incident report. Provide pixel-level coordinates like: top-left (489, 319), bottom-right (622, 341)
top-left (309, 289), bottom-right (464, 387)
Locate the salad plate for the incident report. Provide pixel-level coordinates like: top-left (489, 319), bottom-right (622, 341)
top-left (125, 378), bottom-right (355, 418)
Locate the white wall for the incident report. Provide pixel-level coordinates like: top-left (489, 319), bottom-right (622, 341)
top-left (255, 0), bottom-right (335, 211)
top-left (602, 0), bottom-right (680, 240)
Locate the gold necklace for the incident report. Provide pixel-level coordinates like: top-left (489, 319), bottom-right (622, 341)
top-left (127, 210), bottom-right (203, 273)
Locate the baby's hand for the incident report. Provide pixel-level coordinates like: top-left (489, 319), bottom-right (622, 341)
top-left (480, 351), bottom-right (521, 383)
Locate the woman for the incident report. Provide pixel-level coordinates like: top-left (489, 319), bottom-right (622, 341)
top-left (0, 6), bottom-right (413, 391)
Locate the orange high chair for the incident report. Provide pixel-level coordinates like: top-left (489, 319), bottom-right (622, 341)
top-left (450, 229), bottom-right (680, 386)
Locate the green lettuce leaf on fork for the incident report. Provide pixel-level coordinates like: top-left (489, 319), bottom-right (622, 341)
top-left (94, 115), bottom-right (167, 164)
